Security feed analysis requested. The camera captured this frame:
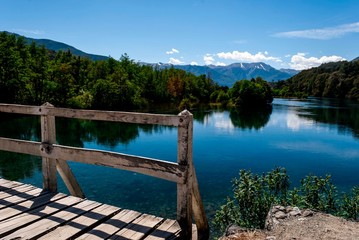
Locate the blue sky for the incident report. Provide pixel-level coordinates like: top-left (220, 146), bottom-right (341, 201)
top-left (1, 0), bottom-right (359, 70)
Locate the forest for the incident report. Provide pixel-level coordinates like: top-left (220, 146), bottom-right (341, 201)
top-left (0, 32), bottom-right (273, 110)
top-left (273, 60), bottom-right (359, 101)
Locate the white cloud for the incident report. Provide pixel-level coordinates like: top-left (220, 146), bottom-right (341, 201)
top-left (289, 53), bottom-right (346, 70)
top-left (217, 51), bottom-right (282, 63)
top-left (203, 54), bottom-right (227, 66)
top-left (190, 61), bottom-right (198, 65)
top-left (203, 54), bottom-right (215, 65)
top-left (169, 57), bottom-right (184, 64)
top-left (166, 48), bottom-right (180, 54)
top-left (273, 22), bottom-right (359, 40)
top-left (215, 62), bottom-right (226, 66)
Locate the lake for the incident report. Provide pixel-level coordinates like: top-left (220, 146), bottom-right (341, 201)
top-left (0, 98), bottom-right (359, 226)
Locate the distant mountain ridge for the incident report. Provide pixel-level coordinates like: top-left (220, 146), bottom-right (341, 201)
top-left (6, 31), bottom-right (108, 61)
top-left (151, 62), bottom-right (299, 86)
top-left (6, 31), bottom-right (299, 86)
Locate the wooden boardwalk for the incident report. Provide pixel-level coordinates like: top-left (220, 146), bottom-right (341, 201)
top-left (0, 178), bottom-right (196, 240)
top-left (0, 103), bottom-right (209, 239)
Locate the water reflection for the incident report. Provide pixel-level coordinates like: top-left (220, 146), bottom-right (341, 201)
top-left (229, 106), bottom-right (272, 130)
top-left (0, 114), bottom-right (42, 180)
top-left (297, 99), bottom-right (359, 139)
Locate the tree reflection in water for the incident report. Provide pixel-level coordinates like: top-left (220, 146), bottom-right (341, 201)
top-left (229, 105), bottom-right (273, 130)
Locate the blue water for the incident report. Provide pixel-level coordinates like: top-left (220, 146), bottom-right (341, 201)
top-left (0, 98), bottom-right (359, 223)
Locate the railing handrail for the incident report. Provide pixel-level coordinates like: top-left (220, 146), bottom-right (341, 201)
top-left (0, 102), bottom-right (209, 240)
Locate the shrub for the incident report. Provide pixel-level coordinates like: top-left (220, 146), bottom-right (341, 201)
top-left (214, 167), bottom-right (358, 232)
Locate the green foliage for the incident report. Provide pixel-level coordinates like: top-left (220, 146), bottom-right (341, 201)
top-left (229, 77), bottom-right (273, 107)
top-left (340, 187), bottom-right (359, 220)
top-left (273, 61), bottom-right (359, 101)
top-left (300, 174), bottom-right (337, 213)
top-left (214, 168), bottom-right (359, 232)
top-left (0, 32), bottom-right (218, 110)
top-left (213, 167), bottom-right (289, 231)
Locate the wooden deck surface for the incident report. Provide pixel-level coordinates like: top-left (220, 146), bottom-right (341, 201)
top-left (0, 178), bottom-right (196, 240)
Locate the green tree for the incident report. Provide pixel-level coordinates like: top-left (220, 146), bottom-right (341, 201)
top-left (229, 77), bottom-right (273, 107)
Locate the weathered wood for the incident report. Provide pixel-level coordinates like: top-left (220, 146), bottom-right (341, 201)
top-left (0, 103), bottom-right (180, 126)
top-left (0, 191), bottom-right (53, 221)
top-left (0, 137), bottom-right (41, 156)
top-left (56, 159), bottom-right (85, 198)
top-left (0, 103), bottom-right (43, 115)
top-left (144, 219), bottom-right (181, 240)
top-left (76, 209), bottom-right (142, 240)
top-left (0, 193), bottom-right (71, 238)
top-left (191, 167), bottom-right (209, 240)
top-left (0, 180), bottom-right (188, 239)
top-left (48, 107), bottom-right (180, 126)
top-left (0, 103), bottom-right (209, 239)
top-left (0, 138), bottom-right (186, 184)
top-left (0, 184), bottom-right (34, 199)
top-left (37, 204), bottom-right (121, 239)
top-left (3, 200), bottom-right (101, 240)
top-left (41, 102), bottom-right (57, 192)
top-left (177, 110), bottom-right (194, 240)
top-left (46, 144), bottom-right (186, 184)
top-left (0, 186), bottom-right (41, 209)
top-left (111, 213), bottom-right (164, 240)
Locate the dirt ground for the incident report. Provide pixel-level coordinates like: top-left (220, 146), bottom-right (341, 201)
top-left (219, 211), bottom-right (359, 240)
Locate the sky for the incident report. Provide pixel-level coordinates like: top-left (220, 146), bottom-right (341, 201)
top-left (1, 0), bottom-right (359, 70)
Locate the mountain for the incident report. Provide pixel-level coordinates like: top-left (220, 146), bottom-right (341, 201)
top-left (152, 62), bottom-right (299, 86)
top-left (6, 31), bottom-right (298, 86)
top-left (353, 56), bottom-right (359, 62)
top-left (6, 31), bottom-right (108, 61)
top-left (274, 60), bottom-right (359, 100)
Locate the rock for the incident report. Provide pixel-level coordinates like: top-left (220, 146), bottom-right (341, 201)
top-left (285, 206), bottom-right (294, 213)
top-left (225, 224), bottom-right (246, 236)
top-left (288, 207), bottom-right (301, 217)
top-left (272, 205), bottom-right (282, 213)
top-left (274, 211), bottom-right (287, 219)
top-left (302, 209), bottom-right (314, 217)
top-left (266, 236), bottom-right (276, 240)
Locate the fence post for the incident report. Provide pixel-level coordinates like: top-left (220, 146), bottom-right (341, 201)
top-left (40, 102), bottom-right (57, 192)
top-left (177, 110), bottom-right (193, 239)
top-left (192, 166), bottom-right (209, 240)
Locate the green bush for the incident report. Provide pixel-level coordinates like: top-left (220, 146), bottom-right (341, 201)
top-left (340, 186), bottom-right (359, 220)
top-left (214, 167), bottom-right (359, 232)
top-left (213, 167), bottom-right (289, 231)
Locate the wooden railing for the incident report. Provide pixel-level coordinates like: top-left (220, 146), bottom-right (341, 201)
top-left (0, 103), bottom-right (209, 240)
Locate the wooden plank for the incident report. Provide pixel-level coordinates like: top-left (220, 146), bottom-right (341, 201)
top-left (77, 209), bottom-right (142, 240)
top-left (2, 200), bottom-right (101, 240)
top-left (0, 184), bottom-right (35, 200)
top-left (0, 103), bottom-right (180, 126)
top-left (56, 159), bottom-right (85, 198)
top-left (48, 107), bottom-right (180, 126)
top-left (0, 138), bottom-right (186, 184)
top-left (41, 102), bottom-right (57, 192)
top-left (0, 178), bottom-right (26, 191)
top-left (0, 194), bottom-right (79, 238)
top-left (143, 219), bottom-right (181, 240)
top-left (0, 191), bottom-right (57, 221)
top-left (0, 186), bottom-right (42, 209)
top-left (110, 214), bottom-right (164, 240)
top-left (0, 137), bottom-right (41, 156)
top-left (37, 204), bottom-right (120, 239)
top-left (191, 167), bottom-right (209, 240)
top-left (0, 103), bottom-right (43, 115)
top-left (43, 144), bottom-right (186, 184)
top-left (176, 110), bottom-right (193, 240)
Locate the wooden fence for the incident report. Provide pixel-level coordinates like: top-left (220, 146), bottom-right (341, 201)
top-left (0, 103), bottom-right (209, 240)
